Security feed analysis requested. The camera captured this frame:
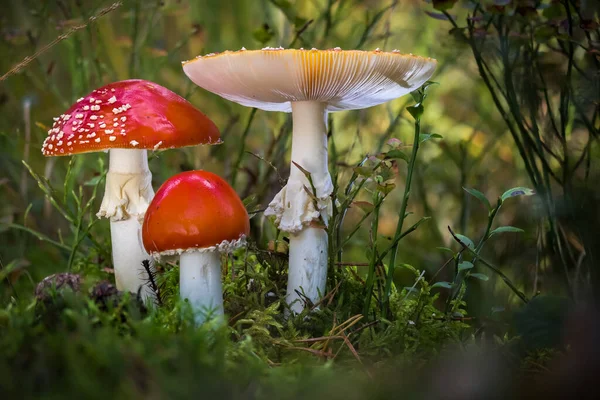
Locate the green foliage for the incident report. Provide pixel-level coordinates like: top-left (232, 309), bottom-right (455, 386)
top-left (0, 253), bottom-right (479, 398)
top-left (432, 0), bottom-right (598, 300)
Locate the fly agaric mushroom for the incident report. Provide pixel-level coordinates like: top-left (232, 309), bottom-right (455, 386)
top-left (142, 170), bottom-right (249, 324)
top-left (182, 48), bottom-right (437, 314)
top-left (42, 80), bottom-right (220, 300)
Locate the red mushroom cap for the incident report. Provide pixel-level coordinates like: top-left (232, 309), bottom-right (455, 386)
top-left (142, 171), bottom-right (250, 255)
top-left (42, 79), bottom-right (221, 156)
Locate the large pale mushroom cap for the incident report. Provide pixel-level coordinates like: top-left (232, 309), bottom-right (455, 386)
top-left (182, 48), bottom-right (437, 112)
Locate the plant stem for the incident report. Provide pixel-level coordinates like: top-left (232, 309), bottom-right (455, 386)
top-left (362, 191), bottom-right (382, 316)
top-left (382, 114), bottom-right (422, 316)
top-left (448, 226), bottom-right (529, 304)
top-left (231, 108), bottom-right (257, 187)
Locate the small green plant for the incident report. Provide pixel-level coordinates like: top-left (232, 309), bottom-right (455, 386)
top-left (4, 157), bottom-right (110, 275)
top-left (428, 0), bottom-right (599, 298)
top-left (439, 185), bottom-right (536, 311)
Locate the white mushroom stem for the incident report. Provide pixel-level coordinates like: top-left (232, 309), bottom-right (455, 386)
top-left (98, 148), bottom-right (155, 301)
top-left (110, 218), bottom-right (154, 301)
top-left (179, 251), bottom-right (224, 325)
top-left (288, 228), bottom-right (328, 313)
top-left (265, 101), bottom-right (333, 314)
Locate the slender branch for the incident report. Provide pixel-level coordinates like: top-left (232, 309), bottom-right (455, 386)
top-left (382, 112), bottom-right (423, 314)
top-left (448, 226), bottom-right (529, 303)
top-left (0, 2), bottom-right (123, 82)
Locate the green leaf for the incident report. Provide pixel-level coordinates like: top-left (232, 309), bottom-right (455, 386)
top-left (353, 166), bottom-right (373, 177)
top-left (419, 133), bottom-right (443, 143)
top-left (252, 24), bottom-right (274, 44)
top-left (436, 247), bottom-right (454, 253)
top-left (0, 259), bottom-right (23, 282)
top-left (455, 234), bottom-right (475, 249)
top-left (407, 104), bottom-right (424, 120)
top-left (377, 183), bottom-right (396, 195)
top-left (84, 175), bottom-right (103, 186)
top-left (501, 187), bottom-right (535, 201)
top-left (269, 0), bottom-right (307, 28)
top-left (469, 273), bottom-right (489, 281)
top-left (410, 90), bottom-right (422, 103)
top-left (432, 281), bottom-right (453, 289)
top-left (542, 2), bottom-right (566, 20)
top-left (432, 0), bottom-right (458, 11)
top-left (409, 82), bottom-right (437, 108)
top-left (463, 187), bottom-right (491, 210)
top-left (352, 201), bottom-right (374, 214)
top-left (376, 165), bottom-right (396, 182)
top-left (384, 149), bottom-right (409, 163)
top-left (490, 226), bottom-right (525, 237)
top-left (458, 261), bottom-right (474, 271)
top-left (403, 286), bottom-right (419, 294)
top-left (242, 194), bottom-right (257, 208)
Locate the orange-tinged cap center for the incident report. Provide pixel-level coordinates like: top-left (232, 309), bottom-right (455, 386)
top-left (142, 171), bottom-right (249, 254)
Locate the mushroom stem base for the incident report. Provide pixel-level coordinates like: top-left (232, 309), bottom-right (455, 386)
top-left (265, 101), bottom-right (333, 232)
top-left (110, 218), bottom-right (154, 301)
top-left (180, 251), bottom-right (224, 325)
top-left (286, 227), bottom-right (328, 314)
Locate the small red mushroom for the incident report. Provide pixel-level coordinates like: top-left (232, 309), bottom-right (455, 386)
top-left (142, 171), bottom-right (249, 324)
top-left (42, 80), bottom-right (220, 299)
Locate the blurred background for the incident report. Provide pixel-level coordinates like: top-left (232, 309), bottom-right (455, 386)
top-left (0, 0), bottom-right (598, 364)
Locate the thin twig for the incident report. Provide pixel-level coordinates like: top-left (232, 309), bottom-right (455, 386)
top-left (0, 2), bottom-right (123, 82)
top-left (448, 226), bottom-right (529, 303)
